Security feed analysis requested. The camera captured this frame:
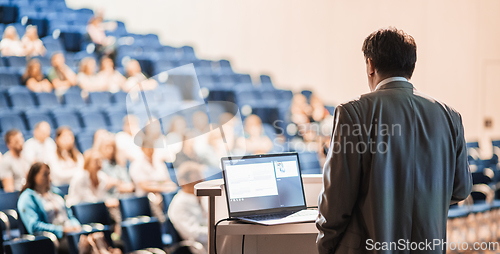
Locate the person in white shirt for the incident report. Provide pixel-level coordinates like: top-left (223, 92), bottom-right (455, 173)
top-left (21, 25), bottom-right (46, 57)
top-left (22, 121), bottom-right (56, 165)
top-left (0, 25), bottom-right (25, 56)
top-left (0, 130), bottom-right (30, 192)
top-left (129, 146), bottom-right (177, 197)
top-left (115, 115), bottom-right (143, 162)
top-left (66, 151), bottom-right (119, 207)
top-left (122, 59), bottom-right (157, 92)
top-left (96, 57), bottom-right (126, 93)
top-left (168, 161), bottom-right (208, 254)
top-left (49, 127), bottom-right (84, 186)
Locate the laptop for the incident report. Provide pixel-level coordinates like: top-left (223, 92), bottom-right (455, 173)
top-left (221, 152), bottom-right (318, 226)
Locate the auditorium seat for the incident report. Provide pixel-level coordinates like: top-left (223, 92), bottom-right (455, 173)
top-left (0, 73), bottom-right (21, 87)
top-left (79, 109), bottom-right (108, 131)
top-left (121, 217), bottom-right (165, 253)
top-left (25, 111), bottom-right (54, 130)
top-left (111, 91), bottom-right (127, 105)
top-left (52, 111), bottom-right (82, 133)
top-left (87, 91), bottom-right (112, 107)
top-left (0, 191), bottom-right (21, 241)
top-left (4, 236), bottom-right (56, 254)
top-left (62, 92), bottom-right (86, 108)
top-left (75, 131), bottom-right (93, 152)
top-left (0, 113), bottom-right (27, 132)
top-left (119, 196), bottom-right (153, 220)
top-left (104, 106), bottom-right (127, 131)
top-left (34, 92), bottom-right (59, 108)
top-left (70, 202), bottom-right (113, 226)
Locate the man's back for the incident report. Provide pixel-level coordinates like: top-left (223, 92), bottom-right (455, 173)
top-left (316, 81), bottom-right (472, 253)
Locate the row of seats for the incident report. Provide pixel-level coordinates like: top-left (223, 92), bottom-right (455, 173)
top-left (0, 189), bottom-right (192, 254)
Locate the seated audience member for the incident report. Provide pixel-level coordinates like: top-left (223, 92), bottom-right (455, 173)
top-left (164, 115), bottom-right (188, 159)
top-left (22, 121), bottom-right (56, 164)
top-left (96, 56), bottom-right (126, 93)
top-left (0, 25), bottom-right (25, 56)
top-left (0, 129), bottom-right (30, 192)
top-left (309, 94), bottom-right (330, 123)
top-left (21, 25), bottom-right (46, 57)
top-left (168, 162), bottom-right (208, 253)
top-left (83, 129), bottom-right (109, 157)
top-left (87, 11), bottom-right (117, 57)
top-left (122, 59), bottom-right (157, 92)
top-left (47, 52), bottom-right (77, 95)
top-left (77, 57), bottom-right (107, 92)
top-left (17, 162), bottom-right (81, 254)
top-left (290, 93), bottom-right (312, 125)
top-left (66, 151), bottom-right (119, 207)
top-left (49, 127), bottom-right (84, 186)
top-left (99, 135), bottom-right (134, 195)
top-left (115, 115), bottom-right (142, 162)
top-left (21, 59), bottom-right (53, 92)
top-left (129, 146), bottom-right (177, 197)
top-left (238, 114), bottom-right (273, 155)
top-left (174, 133), bottom-right (206, 167)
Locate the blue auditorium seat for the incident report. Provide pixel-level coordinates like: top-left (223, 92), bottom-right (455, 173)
top-left (52, 111), bottom-right (82, 133)
top-left (301, 90), bottom-right (313, 102)
top-left (0, 137), bottom-right (7, 154)
top-left (259, 74), bottom-right (274, 89)
top-left (298, 152), bottom-right (322, 174)
top-left (70, 202), bottom-right (113, 226)
top-left (111, 91), bottom-right (127, 105)
top-left (0, 73), bottom-right (21, 87)
top-left (34, 92), bottom-right (59, 108)
top-left (79, 109), bottom-right (108, 131)
top-left (59, 30), bottom-right (83, 52)
top-left (5, 56), bottom-right (27, 69)
top-left (104, 106), bottom-right (127, 131)
top-left (4, 236), bottom-right (56, 254)
top-left (25, 111), bottom-right (54, 130)
top-left (0, 5), bottom-right (19, 24)
top-left (0, 191), bottom-right (21, 241)
top-left (62, 92), bottom-right (86, 108)
top-left (75, 131), bottom-right (93, 152)
top-left (215, 59), bottom-right (233, 75)
top-left (325, 106), bottom-right (335, 115)
top-left (121, 218), bottom-right (164, 253)
top-left (87, 91), bottom-right (112, 107)
top-left (7, 86), bottom-right (30, 95)
top-left (8, 93), bottom-right (35, 110)
top-left (0, 92), bottom-right (9, 109)
top-left (119, 196), bottom-right (153, 221)
top-left (0, 113), bottom-right (27, 132)
top-left (179, 46), bottom-right (197, 61)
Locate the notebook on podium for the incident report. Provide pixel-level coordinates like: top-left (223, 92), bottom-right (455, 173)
top-left (221, 152), bottom-right (318, 226)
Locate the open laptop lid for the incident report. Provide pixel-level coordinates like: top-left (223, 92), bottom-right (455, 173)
top-left (221, 152), bottom-right (307, 218)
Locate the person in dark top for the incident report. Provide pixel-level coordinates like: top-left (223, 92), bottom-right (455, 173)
top-left (22, 59), bottom-right (52, 92)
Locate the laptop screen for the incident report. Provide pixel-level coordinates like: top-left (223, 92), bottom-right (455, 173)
top-left (221, 153), bottom-right (307, 216)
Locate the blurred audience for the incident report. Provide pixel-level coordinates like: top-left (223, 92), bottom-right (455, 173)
top-left (66, 151), bottom-right (119, 208)
top-left (174, 133), bottom-right (206, 167)
top-left (115, 115), bottom-right (142, 162)
top-left (168, 162), bottom-right (208, 254)
top-left (0, 25), bottom-right (25, 56)
top-left (21, 25), bottom-right (46, 57)
top-left (18, 162), bottom-right (81, 254)
top-left (122, 59), bottom-right (157, 92)
top-left (47, 52), bottom-right (77, 95)
top-left (49, 127), bottom-right (83, 186)
top-left (0, 129), bottom-right (29, 192)
top-left (22, 59), bottom-right (53, 92)
top-left (99, 135), bottom-right (134, 195)
top-left (164, 115), bottom-right (188, 160)
top-left (87, 10), bottom-right (117, 58)
top-left (22, 121), bottom-right (56, 165)
top-left (129, 146), bottom-right (177, 197)
top-left (83, 129), bottom-right (109, 157)
top-left (96, 56), bottom-right (126, 93)
top-left (77, 57), bottom-right (107, 92)
top-left (310, 94), bottom-right (329, 123)
top-left (239, 114), bottom-right (273, 155)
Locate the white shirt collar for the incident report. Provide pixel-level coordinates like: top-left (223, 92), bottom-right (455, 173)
top-left (374, 77), bottom-right (408, 91)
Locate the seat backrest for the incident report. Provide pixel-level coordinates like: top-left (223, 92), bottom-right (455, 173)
top-left (4, 236), bottom-right (56, 254)
top-left (121, 218), bottom-right (163, 253)
top-left (119, 196), bottom-right (152, 220)
top-left (0, 114), bottom-right (27, 132)
top-left (9, 93), bottom-right (35, 109)
top-left (25, 113), bottom-right (54, 130)
top-left (62, 92), bottom-right (86, 107)
top-left (34, 93), bottom-right (59, 108)
top-left (79, 111), bottom-right (108, 130)
top-left (53, 112), bottom-right (81, 132)
top-left (70, 202), bottom-right (112, 225)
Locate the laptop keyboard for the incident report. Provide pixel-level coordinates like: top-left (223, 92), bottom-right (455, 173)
top-left (243, 210), bottom-right (316, 221)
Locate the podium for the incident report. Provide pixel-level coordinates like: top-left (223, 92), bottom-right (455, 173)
top-left (194, 174), bottom-right (323, 254)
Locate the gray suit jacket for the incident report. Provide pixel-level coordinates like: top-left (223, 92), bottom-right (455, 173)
top-left (316, 81), bottom-right (472, 254)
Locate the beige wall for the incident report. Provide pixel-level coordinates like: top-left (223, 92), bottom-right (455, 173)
top-left (66, 0), bottom-right (500, 143)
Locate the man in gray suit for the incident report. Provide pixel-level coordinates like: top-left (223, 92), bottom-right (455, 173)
top-left (316, 27), bottom-right (472, 254)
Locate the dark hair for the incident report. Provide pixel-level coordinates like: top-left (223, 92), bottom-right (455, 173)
top-left (362, 27), bottom-right (417, 79)
top-left (20, 162), bottom-right (49, 194)
top-left (55, 127), bottom-right (80, 162)
top-left (4, 129), bottom-right (21, 144)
